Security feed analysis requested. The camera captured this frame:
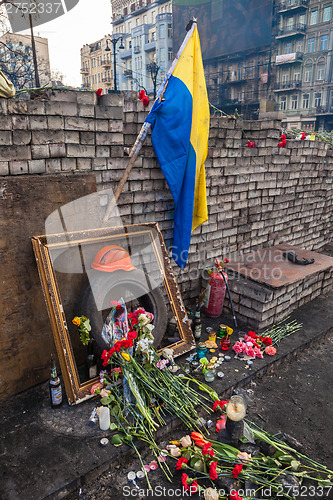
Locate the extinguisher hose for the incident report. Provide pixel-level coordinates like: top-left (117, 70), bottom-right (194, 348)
top-left (219, 270), bottom-right (238, 329)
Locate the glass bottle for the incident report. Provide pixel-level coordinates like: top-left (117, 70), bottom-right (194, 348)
top-left (196, 342), bottom-right (208, 359)
top-left (204, 362), bottom-right (216, 383)
top-left (192, 303), bottom-right (202, 340)
top-left (49, 354), bottom-right (63, 408)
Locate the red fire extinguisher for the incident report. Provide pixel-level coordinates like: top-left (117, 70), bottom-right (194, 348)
top-left (202, 258), bottom-right (229, 318)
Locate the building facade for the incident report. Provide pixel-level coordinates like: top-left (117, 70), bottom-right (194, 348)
top-left (0, 32), bottom-right (51, 89)
top-left (274, 0), bottom-right (333, 130)
top-left (80, 0), bottom-right (172, 94)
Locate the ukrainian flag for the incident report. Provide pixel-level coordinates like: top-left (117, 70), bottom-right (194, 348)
top-left (145, 22), bottom-right (209, 269)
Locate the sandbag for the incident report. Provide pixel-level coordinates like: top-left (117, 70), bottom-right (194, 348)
top-left (0, 71), bottom-right (15, 98)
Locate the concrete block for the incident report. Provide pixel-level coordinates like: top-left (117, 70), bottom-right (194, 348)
top-left (77, 92), bottom-right (97, 105)
top-left (9, 160), bottom-right (28, 175)
top-left (98, 93), bottom-right (124, 107)
top-left (95, 120), bottom-right (109, 132)
top-left (28, 158), bottom-right (46, 174)
top-left (47, 116), bottom-right (64, 129)
top-left (0, 98), bottom-right (8, 114)
top-left (67, 144), bottom-right (95, 157)
top-left (77, 158), bottom-right (92, 170)
top-left (32, 130), bottom-right (65, 144)
top-left (30, 116), bottom-right (48, 130)
top-left (46, 101), bottom-right (78, 116)
top-left (49, 144), bottom-right (66, 157)
top-left (46, 159), bottom-right (62, 173)
top-left (65, 117), bottom-right (95, 131)
top-left (46, 90), bottom-right (78, 102)
top-left (78, 104), bottom-right (95, 117)
top-left (13, 131), bottom-right (31, 146)
top-left (31, 145), bottom-right (50, 159)
top-left (0, 115), bottom-right (12, 130)
top-left (96, 132), bottom-right (123, 145)
top-left (65, 131), bottom-right (80, 144)
top-left (95, 105), bottom-right (123, 120)
top-left (80, 132), bottom-right (95, 145)
top-left (96, 146), bottom-right (110, 157)
top-left (92, 158), bottom-right (107, 170)
top-left (0, 131), bottom-right (12, 145)
top-left (0, 146), bottom-right (31, 161)
top-left (12, 115), bottom-right (29, 130)
top-left (109, 120), bottom-right (123, 133)
top-left (0, 161), bottom-right (9, 176)
top-left (27, 101), bottom-right (46, 115)
top-left (61, 158), bottom-right (76, 171)
top-left (7, 100), bottom-right (28, 114)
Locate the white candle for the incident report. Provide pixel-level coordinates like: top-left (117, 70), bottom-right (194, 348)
top-left (99, 407), bottom-right (111, 430)
top-left (226, 396), bottom-right (246, 421)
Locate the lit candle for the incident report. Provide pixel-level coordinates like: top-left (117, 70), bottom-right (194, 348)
top-left (226, 396), bottom-right (246, 422)
top-left (99, 406), bottom-right (111, 430)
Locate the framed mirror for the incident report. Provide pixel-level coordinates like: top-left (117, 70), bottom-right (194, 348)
top-left (32, 222), bottom-right (195, 405)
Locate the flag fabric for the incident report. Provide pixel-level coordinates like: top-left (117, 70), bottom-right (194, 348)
top-left (145, 22), bottom-right (210, 269)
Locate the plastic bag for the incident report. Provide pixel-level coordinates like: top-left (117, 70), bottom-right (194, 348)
top-left (0, 71), bottom-right (15, 98)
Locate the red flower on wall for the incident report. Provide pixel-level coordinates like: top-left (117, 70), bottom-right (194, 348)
top-left (245, 140), bottom-right (256, 148)
top-left (95, 88), bottom-right (102, 97)
top-left (142, 95), bottom-right (150, 107)
top-left (278, 133), bottom-right (287, 148)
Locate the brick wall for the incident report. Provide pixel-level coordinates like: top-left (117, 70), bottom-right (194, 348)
top-left (0, 89), bottom-right (332, 397)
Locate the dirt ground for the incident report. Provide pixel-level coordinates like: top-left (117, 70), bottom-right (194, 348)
top-left (78, 334), bottom-right (333, 500)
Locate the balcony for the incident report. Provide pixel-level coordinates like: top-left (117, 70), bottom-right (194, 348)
top-left (80, 67), bottom-right (89, 74)
top-left (124, 69), bottom-right (132, 77)
top-left (274, 79), bottom-right (302, 91)
top-left (144, 40), bottom-right (156, 52)
top-left (277, 0), bottom-right (309, 14)
top-left (315, 106), bottom-right (333, 115)
top-left (102, 77), bottom-right (113, 84)
top-left (119, 49), bottom-right (132, 59)
top-left (133, 45), bottom-right (141, 54)
top-left (276, 23), bottom-right (306, 38)
top-left (275, 52), bottom-right (303, 64)
top-left (101, 58), bottom-right (111, 67)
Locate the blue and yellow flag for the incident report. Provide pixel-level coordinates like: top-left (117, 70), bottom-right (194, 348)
top-left (145, 22), bottom-right (209, 269)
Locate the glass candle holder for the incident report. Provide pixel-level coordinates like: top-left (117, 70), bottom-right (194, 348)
top-left (226, 395), bottom-right (246, 421)
top-left (217, 324), bottom-right (228, 338)
top-left (197, 342), bottom-right (208, 359)
top-left (204, 363), bottom-right (216, 383)
top-left (220, 336), bottom-right (231, 351)
top-left (208, 331), bottom-right (217, 343)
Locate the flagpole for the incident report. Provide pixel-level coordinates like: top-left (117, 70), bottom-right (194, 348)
top-left (102, 19), bottom-right (198, 223)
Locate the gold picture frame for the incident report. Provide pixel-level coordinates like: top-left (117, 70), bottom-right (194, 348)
top-left (32, 223), bottom-right (195, 405)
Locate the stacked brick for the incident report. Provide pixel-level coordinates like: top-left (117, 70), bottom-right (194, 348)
top-left (0, 90), bottom-right (332, 307)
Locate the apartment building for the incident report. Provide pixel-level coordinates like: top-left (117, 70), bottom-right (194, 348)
top-left (0, 32), bottom-right (51, 89)
top-left (112, 0), bottom-right (172, 93)
top-left (80, 35), bottom-right (115, 93)
top-left (274, 0), bottom-right (333, 130)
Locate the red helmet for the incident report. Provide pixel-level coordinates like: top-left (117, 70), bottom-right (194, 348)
top-left (91, 245), bottom-right (136, 272)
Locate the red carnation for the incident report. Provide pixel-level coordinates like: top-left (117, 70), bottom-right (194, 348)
top-left (212, 400), bottom-right (229, 412)
top-left (190, 480), bottom-right (198, 494)
top-left (202, 442), bottom-right (213, 456)
top-left (108, 347), bottom-right (116, 356)
top-left (128, 331), bottom-right (137, 341)
top-left (224, 258), bottom-right (229, 263)
top-left (138, 89), bottom-right (146, 100)
top-left (114, 341), bottom-right (122, 352)
top-left (262, 337), bottom-right (272, 346)
top-left (142, 95), bottom-right (150, 107)
top-left (209, 461), bottom-right (218, 480)
top-left (247, 331), bottom-right (257, 339)
top-left (176, 457), bottom-right (188, 470)
top-left (301, 132), bottom-right (306, 140)
top-left (232, 463), bottom-right (243, 479)
top-left (281, 134), bottom-right (286, 140)
top-left (230, 491), bottom-right (243, 500)
top-left (181, 473), bottom-right (190, 491)
top-left (95, 88), bottom-right (102, 97)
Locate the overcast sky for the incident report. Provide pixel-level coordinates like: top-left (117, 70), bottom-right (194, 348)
top-left (20, 0), bottom-right (112, 86)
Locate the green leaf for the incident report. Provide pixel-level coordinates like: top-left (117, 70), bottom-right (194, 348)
top-left (111, 434), bottom-right (124, 447)
top-left (100, 397), bottom-right (112, 405)
top-left (291, 460), bottom-right (300, 470)
top-left (318, 479), bottom-right (333, 487)
top-left (124, 435), bottom-right (133, 443)
top-left (193, 459), bottom-right (205, 472)
top-left (109, 422), bottom-right (118, 431)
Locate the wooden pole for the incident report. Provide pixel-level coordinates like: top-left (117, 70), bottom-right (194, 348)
top-left (102, 19), bottom-right (198, 223)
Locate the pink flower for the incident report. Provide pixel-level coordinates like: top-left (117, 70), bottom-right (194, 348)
top-left (237, 452), bottom-right (252, 463)
top-left (233, 341), bottom-right (244, 354)
top-left (156, 359), bottom-right (168, 370)
top-left (254, 347), bottom-right (263, 359)
top-left (245, 346), bottom-right (255, 358)
top-left (90, 382), bottom-right (103, 395)
top-left (100, 389), bottom-right (111, 398)
top-left (216, 415), bottom-right (226, 432)
top-left (265, 346), bottom-right (277, 356)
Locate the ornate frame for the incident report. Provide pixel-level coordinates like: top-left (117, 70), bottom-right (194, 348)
top-left (32, 222), bottom-right (195, 405)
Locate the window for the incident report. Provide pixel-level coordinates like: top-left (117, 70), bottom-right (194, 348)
top-left (321, 35), bottom-right (328, 50)
top-left (317, 66), bottom-right (325, 80)
top-left (296, 40), bottom-right (303, 52)
top-left (168, 50), bottom-right (173, 61)
top-left (286, 17), bottom-right (293, 28)
top-left (314, 92), bottom-right (321, 107)
top-left (294, 72), bottom-right (300, 81)
top-left (302, 94), bottom-right (309, 108)
top-left (168, 24), bottom-right (172, 38)
top-left (143, 15), bottom-right (147, 24)
top-left (324, 6), bottom-right (331, 21)
top-left (160, 47), bottom-right (165, 62)
top-left (280, 96), bottom-right (287, 110)
top-left (282, 73), bottom-right (288, 83)
top-left (304, 69), bottom-right (312, 81)
top-left (286, 42), bottom-right (292, 54)
top-left (151, 31), bottom-right (155, 41)
top-left (308, 38), bottom-right (315, 52)
top-left (310, 10), bottom-right (318, 25)
top-left (299, 14), bottom-right (305, 25)
top-left (159, 24), bottom-right (165, 38)
top-left (291, 94), bottom-right (298, 109)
